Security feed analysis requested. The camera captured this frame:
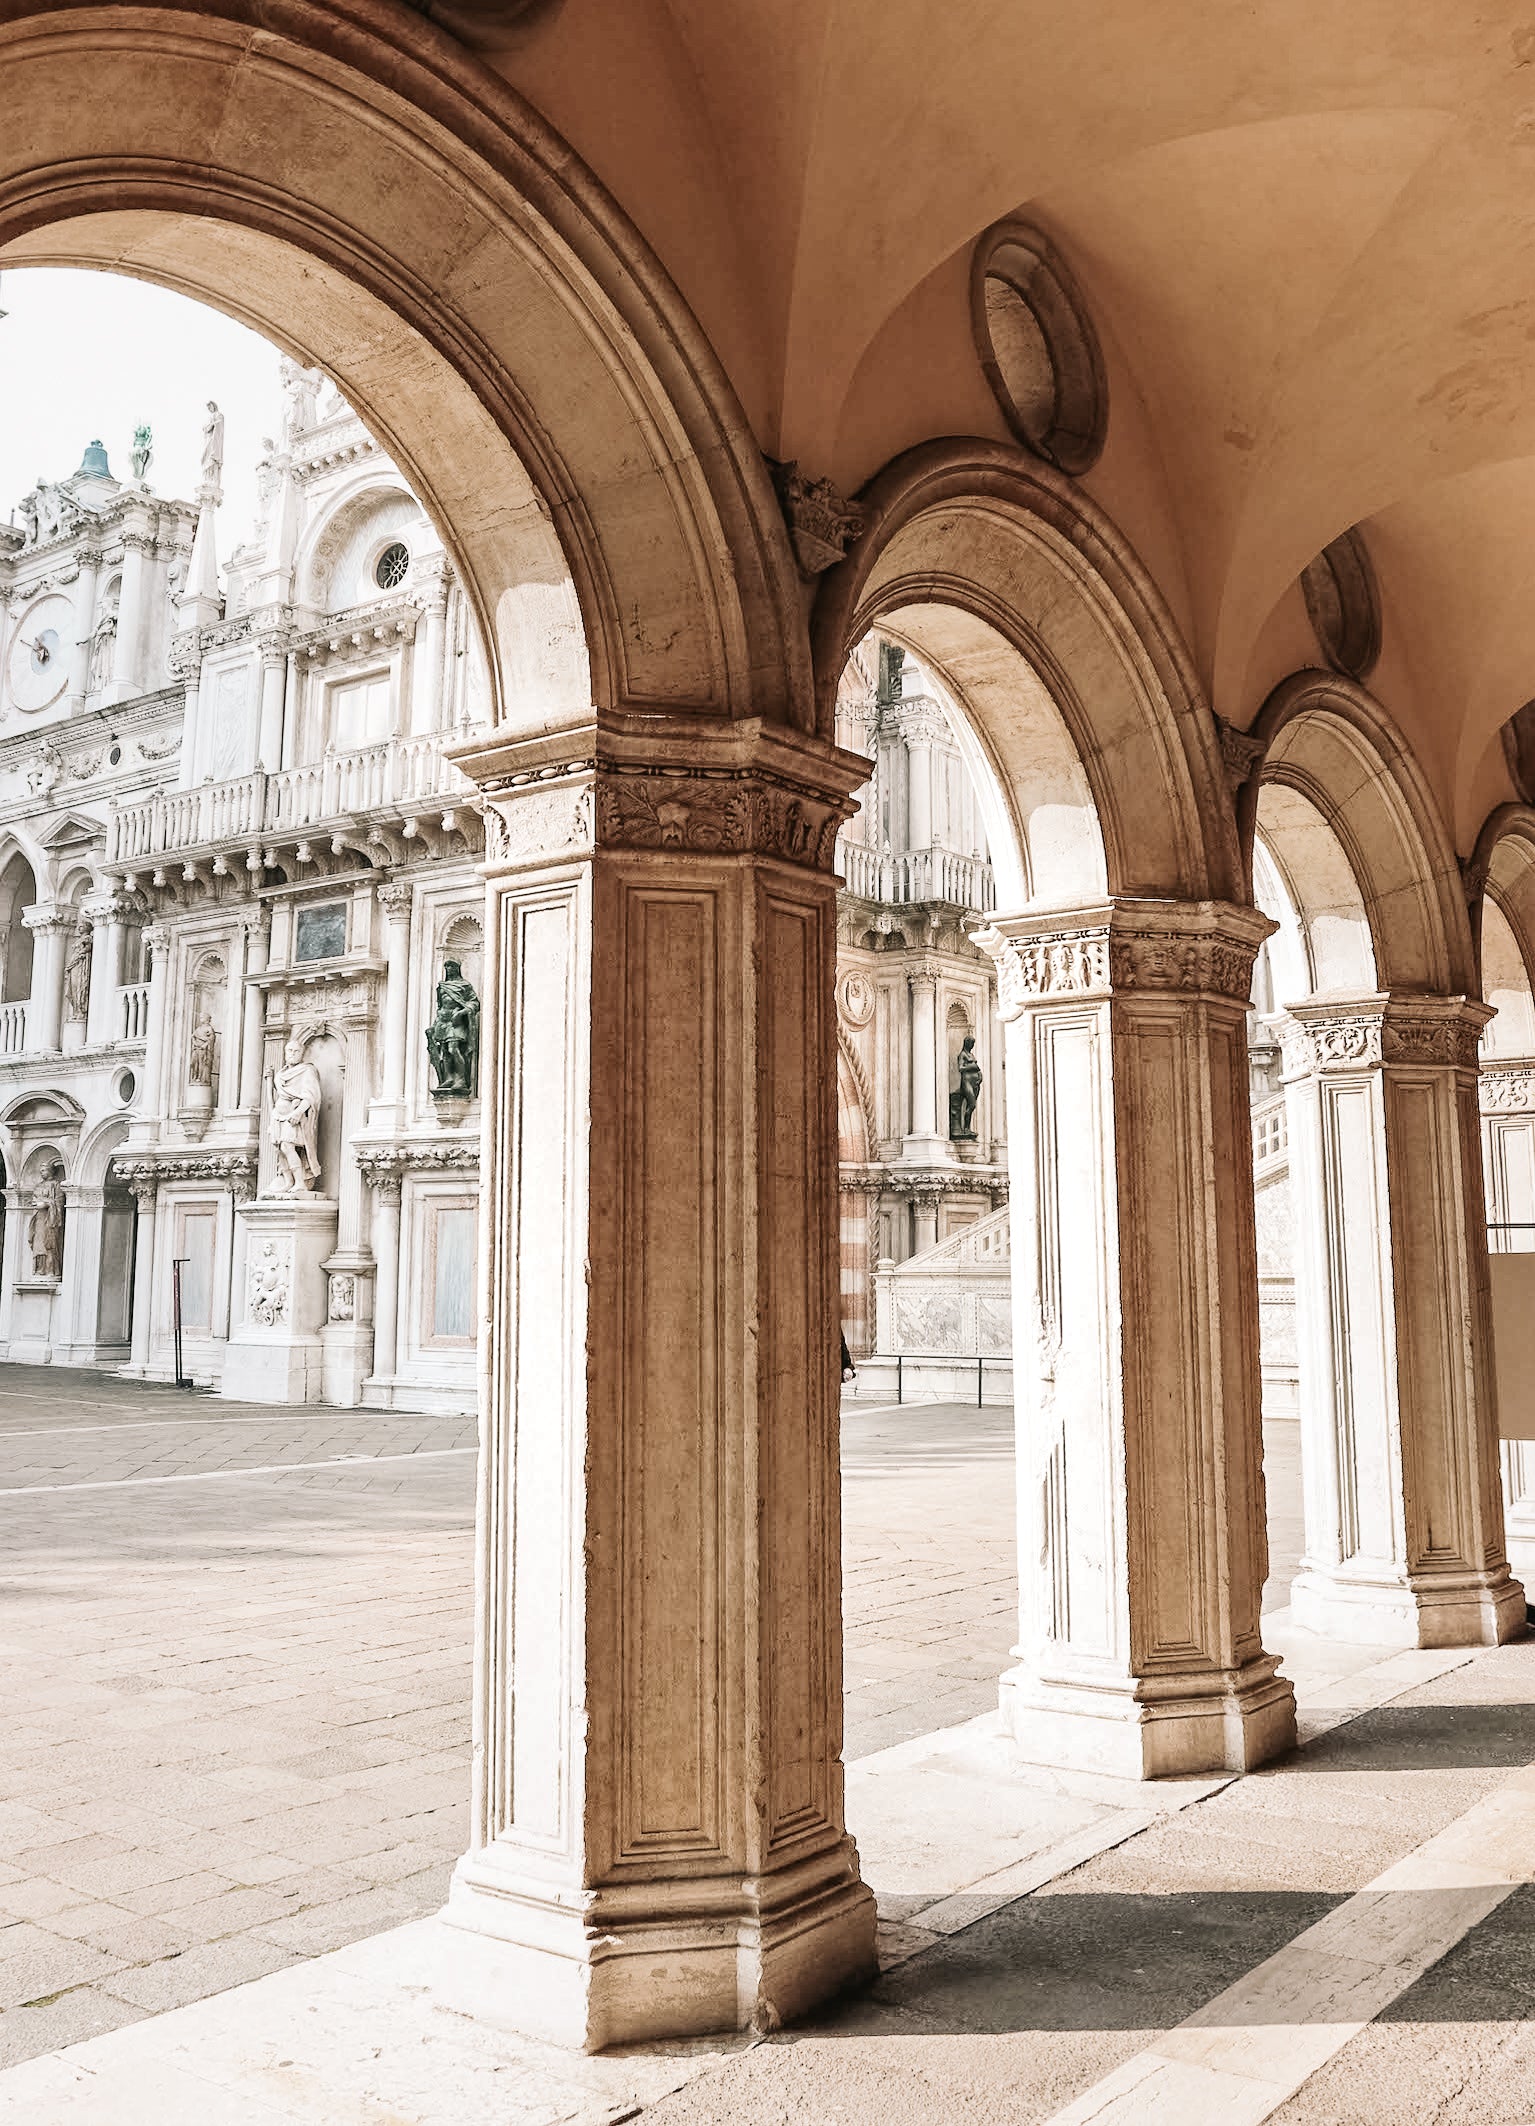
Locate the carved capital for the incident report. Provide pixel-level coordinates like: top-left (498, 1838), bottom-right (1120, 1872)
top-left (457, 717), bottom-right (868, 878)
top-left (766, 457), bottom-right (866, 577)
top-left (975, 899), bottom-right (1271, 1017)
top-left (1214, 715), bottom-right (1266, 790)
top-left (1284, 995), bottom-right (1490, 1075)
top-left (21, 906), bottom-right (73, 937)
top-left (377, 882), bottom-right (415, 918)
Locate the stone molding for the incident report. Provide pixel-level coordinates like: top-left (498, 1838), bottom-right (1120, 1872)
top-left (455, 717), bottom-right (869, 878)
top-left (1282, 996), bottom-right (1491, 1076)
top-left (113, 1152), bottom-right (258, 1201)
top-left (973, 898), bottom-right (1274, 1016)
top-left (355, 1143), bottom-right (478, 1193)
top-left (21, 906), bottom-right (73, 937)
top-left (1481, 1063), bottom-right (1535, 1114)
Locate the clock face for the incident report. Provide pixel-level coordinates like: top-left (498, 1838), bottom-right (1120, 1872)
top-left (6, 595), bottom-right (70, 714)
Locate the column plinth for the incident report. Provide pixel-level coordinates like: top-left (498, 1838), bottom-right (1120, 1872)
top-left (443, 713), bottom-right (877, 2048)
top-left (975, 897), bottom-right (1295, 1780)
top-left (1283, 998), bottom-right (1523, 1647)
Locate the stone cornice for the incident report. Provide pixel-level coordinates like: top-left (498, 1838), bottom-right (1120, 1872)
top-left (355, 1140), bottom-right (479, 1189)
top-left (453, 715), bottom-right (870, 877)
top-left (975, 898), bottom-right (1275, 1013)
top-left (112, 1151), bottom-right (258, 1201)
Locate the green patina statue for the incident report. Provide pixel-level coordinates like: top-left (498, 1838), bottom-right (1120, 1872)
top-left (425, 959), bottom-right (480, 1099)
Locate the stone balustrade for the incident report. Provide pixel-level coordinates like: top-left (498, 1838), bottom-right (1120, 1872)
top-left (108, 734), bottom-right (469, 867)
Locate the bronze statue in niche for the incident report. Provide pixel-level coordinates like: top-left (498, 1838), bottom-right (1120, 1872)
top-left (426, 960), bottom-right (480, 1100)
top-left (949, 1034), bottom-right (982, 1139)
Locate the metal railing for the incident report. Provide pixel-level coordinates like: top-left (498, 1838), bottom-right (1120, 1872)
top-left (108, 735), bottom-right (467, 864)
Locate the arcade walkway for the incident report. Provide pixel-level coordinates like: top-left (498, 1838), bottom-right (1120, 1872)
top-left (2, 1370), bottom-right (1529, 2123)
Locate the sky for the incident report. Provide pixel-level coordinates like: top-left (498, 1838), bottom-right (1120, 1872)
top-left (0, 267), bottom-right (287, 549)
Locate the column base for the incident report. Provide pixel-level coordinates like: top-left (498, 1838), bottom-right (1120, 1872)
top-left (1289, 1562), bottom-right (1527, 1648)
top-left (444, 1840), bottom-right (878, 2051)
top-left (1000, 1654), bottom-right (1296, 1780)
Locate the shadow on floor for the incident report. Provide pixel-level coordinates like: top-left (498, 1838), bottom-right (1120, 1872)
top-left (1265, 1696), bottom-right (1535, 1774)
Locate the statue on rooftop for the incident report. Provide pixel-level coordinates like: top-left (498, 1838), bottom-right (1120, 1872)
top-left (425, 959), bottom-right (480, 1100)
top-left (131, 423), bottom-right (153, 482)
top-left (199, 402), bottom-right (225, 494)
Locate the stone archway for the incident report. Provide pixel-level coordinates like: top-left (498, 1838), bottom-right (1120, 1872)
top-left (0, 0), bottom-right (880, 2052)
top-left (813, 440), bottom-right (1294, 1780)
top-left (1236, 672), bottom-right (1521, 1649)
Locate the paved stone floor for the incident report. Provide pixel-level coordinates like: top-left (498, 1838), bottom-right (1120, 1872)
top-left (0, 1367), bottom-right (1311, 2084)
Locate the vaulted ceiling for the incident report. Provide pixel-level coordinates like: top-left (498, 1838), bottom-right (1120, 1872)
top-left (481, 0), bottom-right (1535, 841)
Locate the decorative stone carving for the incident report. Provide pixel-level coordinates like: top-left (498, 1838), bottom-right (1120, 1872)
top-left (112, 1152), bottom-right (257, 1199)
top-left (26, 1164), bottom-right (65, 1280)
top-left (1215, 716), bottom-right (1265, 790)
top-left (1482, 1066), bottom-right (1535, 1113)
top-left (974, 927), bottom-right (1109, 1009)
top-left (1282, 1014), bottom-right (1383, 1074)
top-left (267, 1031), bottom-right (324, 1194)
top-left (949, 1034), bottom-right (982, 1139)
top-left (327, 1272), bottom-right (356, 1323)
top-left (765, 457), bottom-right (866, 576)
top-left (247, 1238), bottom-right (291, 1326)
top-left (837, 971), bottom-right (875, 1028)
top-left (131, 423), bottom-right (153, 482)
top-left (1382, 1011), bottom-right (1485, 1068)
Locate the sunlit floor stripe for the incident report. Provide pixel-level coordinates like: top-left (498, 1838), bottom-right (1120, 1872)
top-left (0, 1446), bottom-right (478, 1495)
top-left (0, 1412), bottom-right (469, 1439)
top-left (1042, 1767), bottom-right (1535, 2124)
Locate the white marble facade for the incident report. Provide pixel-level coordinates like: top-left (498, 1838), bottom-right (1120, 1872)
top-left (0, 373), bottom-right (486, 1409)
top-left (833, 640), bottom-right (1006, 1366)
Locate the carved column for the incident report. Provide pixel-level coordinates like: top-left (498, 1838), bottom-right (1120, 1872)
top-left (975, 898), bottom-right (1295, 1778)
top-left (375, 882), bottom-right (414, 1120)
top-left (23, 908), bottom-right (71, 1054)
top-left (912, 1184), bottom-right (940, 1255)
top-left (444, 715), bottom-right (876, 2048)
top-left (1478, 1060), bottom-right (1535, 1585)
top-left (237, 913), bottom-right (270, 1112)
top-left (256, 643), bottom-right (287, 770)
top-left (905, 963), bottom-right (944, 1156)
top-left (84, 896), bottom-right (124, 1047)
top-left (1282, 998), bottom-right (1523, 1645)
top-left (363, 1164), bottom-right (403, 1396)
top-left (140, 923), bottom-right (172, 1123)
top-left (124, 1168), bottom-right (160, 1375)
top-left (68, 548), bottom-right (100, 713)
top-left (413, 578), bottom-right (449, 734)
top-left (110, 532), bottom-right (151, 698)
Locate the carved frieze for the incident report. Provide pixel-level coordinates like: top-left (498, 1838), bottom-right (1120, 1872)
top-left (1481, 1066), bottom-right (1535, 1114)
top-left (976, 908), bottom-right (1268, 1016)
top-left (483, 763), bottom-right (848, 874)
top-left (1284, 1002), bottom-right (1488, 1075)
top-left (355, 1143), bottom-right (480, 1191)
top-left (111, 1151), bottom-right (258, 1200)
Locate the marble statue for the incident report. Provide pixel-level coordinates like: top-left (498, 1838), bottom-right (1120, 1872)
top-left (199, 402), bottom-right (225, 492)
top-left (17, 489), bottom-right (38, 546)
top-left (268, 1033), bottom-right (323, 1192)
top-left (425, 959), bottom-right (480, 1098)
top-left (27, 1164), bottom-right (64, 1280)
top-left (188, 1016), bottom-right (217, 1088)
top-left (63, 919), bottom-right (92, 1025)
top-left (131, 423), bottom-right (153, 481)
top-left (88, 610), bottom-right (116, 691)
top-left (949, 1034), bottom-right (982, 1139)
